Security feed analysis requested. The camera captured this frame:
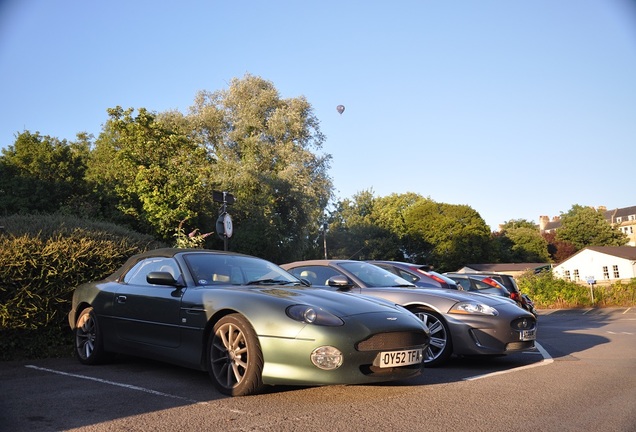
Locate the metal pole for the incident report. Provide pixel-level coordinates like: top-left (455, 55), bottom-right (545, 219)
top-left (322, 223), bottom-right (328, 259)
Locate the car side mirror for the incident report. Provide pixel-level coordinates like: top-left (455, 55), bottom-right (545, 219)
top-left (326, 275), bottom-right (353, 290)
top-left (147, 271), bottom-right (181, 287)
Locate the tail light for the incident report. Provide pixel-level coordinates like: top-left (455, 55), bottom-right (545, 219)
top-left (510, 292), bottom-right (520, 301)
top-left (482, 277), bottom-right (500, 288)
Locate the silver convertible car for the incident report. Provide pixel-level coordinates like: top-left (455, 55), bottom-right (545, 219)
top-left (68, 249), bottom-right (430, 396)
top-left (281, 260), bottom-right (537, 367)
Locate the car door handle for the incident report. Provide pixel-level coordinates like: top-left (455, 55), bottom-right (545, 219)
top-left (116, 295), bottom-right (127, 304)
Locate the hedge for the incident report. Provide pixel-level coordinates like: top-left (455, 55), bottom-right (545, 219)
top-left (0, 214), bottom-right (164, 360)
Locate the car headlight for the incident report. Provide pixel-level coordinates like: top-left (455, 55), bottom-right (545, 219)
top-left (311, 346), bottom-right (343, 370)
top-left (449, 302), bottom-right (499, 316)
top-left (286, 305), bottom-right (344, 326)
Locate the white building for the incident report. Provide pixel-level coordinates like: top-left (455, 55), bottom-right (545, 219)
top-left (552, 246), bottom-right (636, 284)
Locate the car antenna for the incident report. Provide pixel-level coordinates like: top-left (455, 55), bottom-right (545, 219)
top-left (347, 245), bottom-right (366, 260)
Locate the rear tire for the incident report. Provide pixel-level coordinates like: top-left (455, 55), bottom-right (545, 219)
top-left (74, 307), bottom-right (108, 365)
top-left (208, 314), bottom-right (264, 396)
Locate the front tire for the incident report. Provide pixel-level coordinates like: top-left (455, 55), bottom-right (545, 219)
top-left (413, 308), bottom-right (453, 367)
top-left (74, 307), bottom-right (108, 365)
top-left (208, 314), bottom-right (264, 396)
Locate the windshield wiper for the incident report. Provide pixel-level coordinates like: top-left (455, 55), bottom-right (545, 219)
top-left (246, 279), bottom-right (297, 285)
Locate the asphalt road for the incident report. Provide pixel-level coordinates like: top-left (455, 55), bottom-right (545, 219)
top-left (1, 307), bottom-right (635, 432)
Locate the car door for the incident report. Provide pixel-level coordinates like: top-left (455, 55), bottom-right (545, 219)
top-left (113, 257), bottom-right (184, 348)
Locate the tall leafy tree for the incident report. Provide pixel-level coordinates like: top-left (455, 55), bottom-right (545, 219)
top-left (87, 107), bottom-right (216, 240)
top-left (556, 204), bottom-right (627, 250)
top-left (542, 231), bottom-right (577, 263)
top-left (403, 200), bottom-right (491, 271)
top-left (326, 190), bottom-right (402, 260)
top-left (186, 75), bottom-right (333, 262)
top-left (495, 219), bottom-right (550, 263)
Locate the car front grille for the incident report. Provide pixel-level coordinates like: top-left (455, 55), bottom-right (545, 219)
top-left (356, 331), bottom-right (429, 351)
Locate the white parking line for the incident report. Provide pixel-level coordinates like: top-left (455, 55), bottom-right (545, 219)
top-left (25, 365), bottom-right (207, 404)
top-left (463, 342), bottom-right (553, 381)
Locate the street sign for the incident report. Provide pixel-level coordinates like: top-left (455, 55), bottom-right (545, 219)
top-left (212, 190), bottom-right (235, 205)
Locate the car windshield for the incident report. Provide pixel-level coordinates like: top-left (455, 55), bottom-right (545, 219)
top-left (184, 253), bottom-right (300, 286)
top-left (340, 262), bottom-right (414, 288)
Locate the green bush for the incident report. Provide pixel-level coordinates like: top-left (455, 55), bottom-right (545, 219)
top-left (517, 271), bottom-right (636, 309)
top-left (0, 213), bottom-right (165, 360)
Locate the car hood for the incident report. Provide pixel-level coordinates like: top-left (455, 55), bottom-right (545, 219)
top-left (204, 284), bottom-right (409, 318)
top-left (364, 286), bottom-right (516, 308)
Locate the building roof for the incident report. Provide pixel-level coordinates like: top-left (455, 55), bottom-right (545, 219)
top-left (577, 246), bottom-right (636, 261)
top-left (603, 206), bottom-right (636, 221)
top-left (459, 263), bottom-right (550, 273)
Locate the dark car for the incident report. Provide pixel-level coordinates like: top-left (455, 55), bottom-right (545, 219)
top-left (443, 273), bottom-right (511, 297)
top-left (368, 261), bottom-right (459, 289)
top-left (445, 272), bottom-right (538, 317)
top-left (281, 260), bottom-right (537, 367)
top-left (68, 248), bottom-right (430, 396)
top-left (456, 272), bottom-right (538, 317)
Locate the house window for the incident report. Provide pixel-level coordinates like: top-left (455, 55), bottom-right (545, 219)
top-left (564, 270), bottom-right (571, 280)
top-left (613, 265), bottom-right (620, 278)
top-left (573, 269), bottom-right (580, 281)
top-left (616, 217), bottom-right (622, 223)
top-left (603, 266), bottom-right (609, 279)
top-left (629, 215), bottom-right (635, 221)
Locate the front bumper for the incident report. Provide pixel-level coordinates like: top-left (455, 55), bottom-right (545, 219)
top-left (445, 310), bottom-right (537, 356)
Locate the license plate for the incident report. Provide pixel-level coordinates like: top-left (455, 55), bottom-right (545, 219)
top-left (378, 349), bottom-right (423, 368)
top-left (520, 329), bottom-right (536, 341)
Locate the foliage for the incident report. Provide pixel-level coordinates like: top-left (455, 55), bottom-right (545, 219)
top-left (187, 75), bottom-right (333, 262)
top-left (326, 191), bottom-right (408, 261)
top-left (403, 199), bottom-right (491, 271)
top-left (87, 106), bottom-right (217, 241)
top-left (0, 131), bottom-right (91, 215)
top-left (0, 213), bottom-right (164, 360)
top-left (556, 205), bottom-right (627, 250)
top-left (517, 271), bottom-right (636, 309)
top-left (542, 231), bottom-right (577, 263)
top-left (173, 218), bottom-right (213, 249)
top-left (505, 227), bottom-right (550, 262)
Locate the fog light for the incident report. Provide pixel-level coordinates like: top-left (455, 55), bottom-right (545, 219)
top-left (311, 346), bottom-right (343, 370)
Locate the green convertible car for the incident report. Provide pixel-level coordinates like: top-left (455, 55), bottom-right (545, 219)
top-left (68, 248), bottom-right (430, 396)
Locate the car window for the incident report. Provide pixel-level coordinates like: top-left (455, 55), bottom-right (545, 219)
top-left (287, 265), bottom-right (340, 286)
top-left (339, 262), bottom-right (411, 287)
top-left (451, 277), bottom-right (471, 291)
top-left (123, 258), bottom-right (182, 286)
top-left (184, 253), bottom-right (298, 286)
top-left (471, 278), bottom-right (500, 291)
top-left (394, 268), bottom-right (418, 283)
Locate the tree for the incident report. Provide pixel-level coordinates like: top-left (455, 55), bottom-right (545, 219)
top-left (403, 200), bottom-right (491, 271)
top-left (186, 75), bottom-right (333, 262)
top-left (87, 107), bottom-right (216, 240)
top-left (0, 131), bottom-right (90, 214)
top-left (542, 231), bottom-right (577, 263)
top-left (505, 227), bottom-right (550, 262)
top-left (556, 205), bottom-right (628, 250)
top-left (326, 191), bottom-right (402, 260)
top-left (494, 219), bottom-right (550, 263)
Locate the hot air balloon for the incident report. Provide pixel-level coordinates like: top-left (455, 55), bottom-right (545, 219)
top-left (336, 105), bottom-right (345, 115)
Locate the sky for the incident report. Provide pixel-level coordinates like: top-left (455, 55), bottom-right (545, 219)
top-left (1, 0), bottom-right (635, 231)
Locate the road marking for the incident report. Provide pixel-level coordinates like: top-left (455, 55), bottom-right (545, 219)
top-left (25, 365), bottom-right (207, 404)
top-left (463, 342), bottom-right (553, 381)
